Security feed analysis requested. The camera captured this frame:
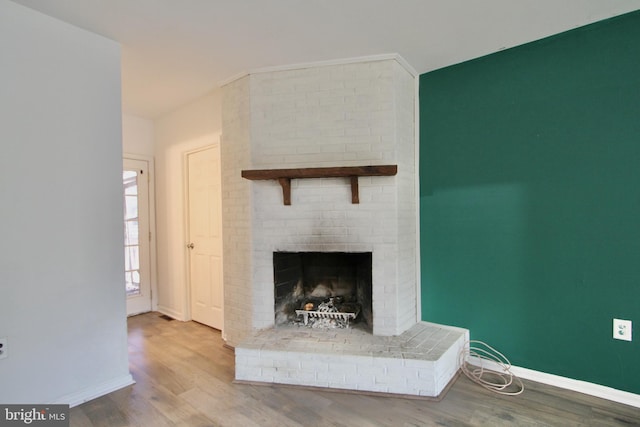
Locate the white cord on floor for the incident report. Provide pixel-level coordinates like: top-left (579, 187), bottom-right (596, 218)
top-left (459, 340), bottom-right (525, 396)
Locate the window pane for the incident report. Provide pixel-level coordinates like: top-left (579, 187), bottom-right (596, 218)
top-left (124, 195), bottom-right (138, 220)
top-left (123, 170), bottom-right (137, 180)
top-left (124, 220), bottom-right (139, 245)
top-left (125, 271), bottom-right (140, 296)
top-left (123, 168), bottom-right (143, 299)
top-left (125, 246), bottom-right (139, 271)
top-left (125, 183), bottom-right (138, 196)
top-left (123, 171), bottom-right (138, 196)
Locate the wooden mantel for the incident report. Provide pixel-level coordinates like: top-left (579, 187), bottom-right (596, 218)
top-left (241, 165), bottom-right (397, 205)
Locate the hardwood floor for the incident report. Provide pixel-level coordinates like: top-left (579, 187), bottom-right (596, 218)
top-left (71, 313), bottom-right (640, 426)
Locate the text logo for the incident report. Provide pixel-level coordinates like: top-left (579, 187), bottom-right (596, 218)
top-left (1, 405), bottom-right (69, 426)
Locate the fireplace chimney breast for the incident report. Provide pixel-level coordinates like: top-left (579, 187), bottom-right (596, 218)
top-left (221, 57), bottom-right (417, 347)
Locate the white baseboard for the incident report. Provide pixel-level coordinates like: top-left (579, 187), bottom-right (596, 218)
top-left (54, 374), bottom-right (135, 408)
top-left (468, 356), bottom-right (640, 409)
top-left (157, 305), bottom-right (186, 321)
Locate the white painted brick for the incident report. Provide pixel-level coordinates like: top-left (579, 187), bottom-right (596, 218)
top-left (355, 364), bottom-right (387, 377)
top-left (259, 366), bottom-right (280, 377)
top-left (235, 323), bottom-right (466, 397)
top-left (280, 358), bottom-right (303, 370)
top-left (357, 383), bottom-right (390, 393)
top-left (417, 368), bottom-right (437, 381)
top-left (246, 356), bottom-right (272, 368)
top-left (317, 371), bottom-right (346, 384)
top-left (298, 373), bottom-right (320, 385)
top-left (223, 58), bottom-right (417, 346)
top-left (235, 366), bottom-right (262, 380)
top-left (300, 361), bottom-right (329, 373)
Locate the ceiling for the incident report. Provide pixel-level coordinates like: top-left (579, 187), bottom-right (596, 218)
top-left (11, 0), bottom-right (640, 119)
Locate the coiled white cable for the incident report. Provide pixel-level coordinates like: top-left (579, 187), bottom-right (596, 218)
top-left (459, 340), bottom-right (524, 396)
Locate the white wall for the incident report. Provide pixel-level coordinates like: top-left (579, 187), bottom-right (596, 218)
top-left (0, 0), bottom-right (132, 405)
top-left (154, 90), bottom-right (222, 320)
top-left (123, 114), bottom-right (154, 157)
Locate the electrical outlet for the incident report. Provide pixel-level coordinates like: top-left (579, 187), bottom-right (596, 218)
top-left (613, 319), bottom-right (632, 341)
top-left (0, 337), bottom-right (7, 359)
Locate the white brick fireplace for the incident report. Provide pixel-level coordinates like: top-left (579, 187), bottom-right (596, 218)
top-left (220, 56), bottom-right (467, 397)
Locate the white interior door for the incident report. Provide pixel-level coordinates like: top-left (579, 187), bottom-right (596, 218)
top-left (187, 145), bottom-right (223, 330)
top-left (123, 158), bottom-right (152, 316)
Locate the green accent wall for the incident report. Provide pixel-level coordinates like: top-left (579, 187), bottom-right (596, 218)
top-left (420, 11), bottom-right (640, 394)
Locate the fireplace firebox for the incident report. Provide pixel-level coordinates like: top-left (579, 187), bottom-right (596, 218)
top-left (274, 251), bottom-right (373, 332)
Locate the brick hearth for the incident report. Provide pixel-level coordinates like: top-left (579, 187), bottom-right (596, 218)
top-left (235, 322), bottom-right (468, 397)
top-left (221, 55), bottom-right (468, 398)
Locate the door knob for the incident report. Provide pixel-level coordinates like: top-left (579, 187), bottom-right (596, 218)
top-left (187, 243), bottom-right (195, 249)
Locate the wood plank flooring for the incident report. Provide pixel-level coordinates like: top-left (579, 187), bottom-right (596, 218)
top-left (70, 312), bottom-right (640, 426)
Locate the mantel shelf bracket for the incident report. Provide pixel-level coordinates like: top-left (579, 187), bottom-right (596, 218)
top-left (277, 177), bottom-right (292, 205)
top-left (241, 165), bottom-right (397, 206)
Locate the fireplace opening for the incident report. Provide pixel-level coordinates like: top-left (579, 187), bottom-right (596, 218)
top-left (274, 251), bottom-right (373, 332)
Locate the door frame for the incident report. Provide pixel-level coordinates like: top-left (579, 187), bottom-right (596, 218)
top-left (123, 153), bottom-right (158, 313)
top-left (182, 143), bottom-right (224, 332)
